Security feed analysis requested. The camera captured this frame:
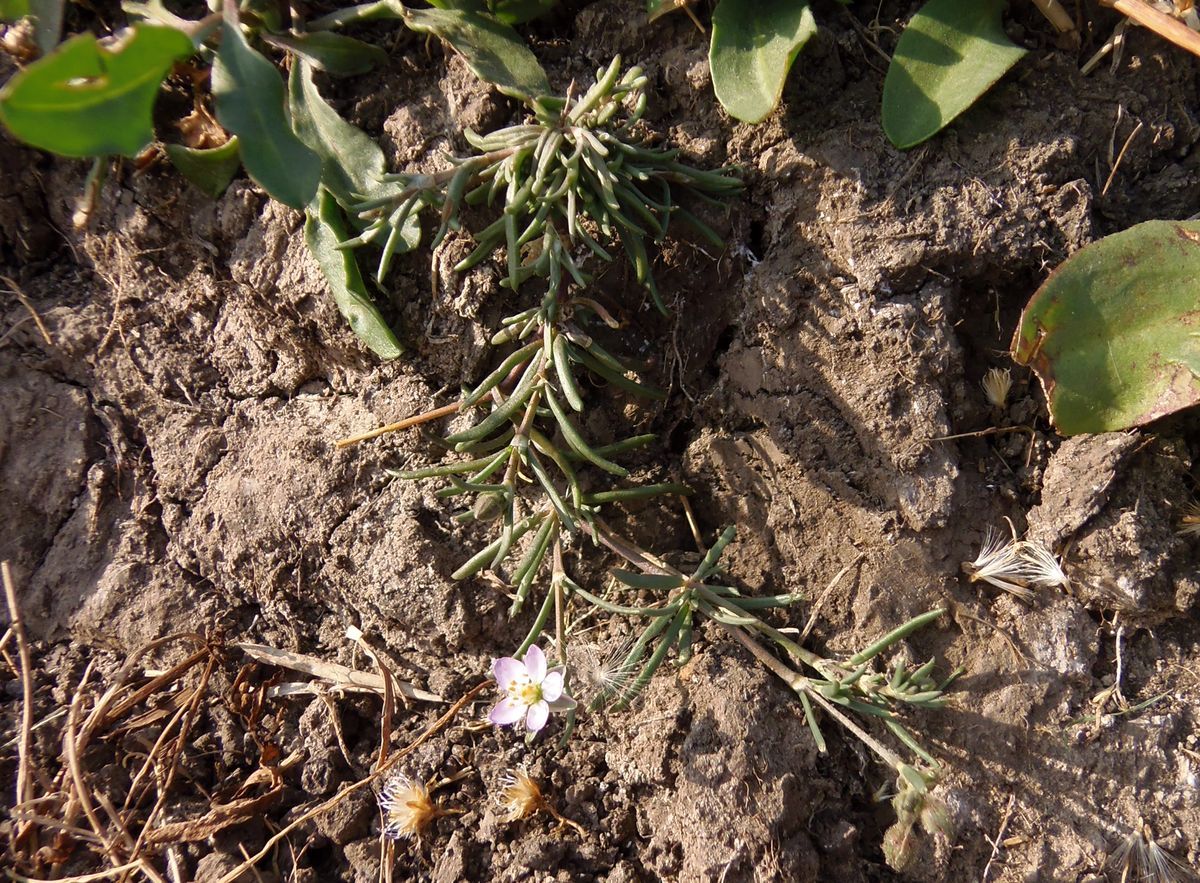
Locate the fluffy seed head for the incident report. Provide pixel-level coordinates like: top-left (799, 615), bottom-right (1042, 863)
top-left (981, 367), bottom-right (1013, 408)
top-left (1017, 539), bottom-right (1069, 589)
top-left (1179, 503), bottom-right (1200, 537)
top-left (573, 638), bottom-right (638, 703)
top-left (379, 773), bottom-right (438, 840)
top-left (962, 526), bottom-right (1034, 601)
top-left (498, 770), bottom-right (543, 822)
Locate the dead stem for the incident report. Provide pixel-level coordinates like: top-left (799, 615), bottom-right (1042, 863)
top-left (335, 402), bottom-right (461, 449)
top-left (0, 275), bottom-right (53, 345)
top-left (800, 554), bottom-right (864, 642)
top-left (346, 626), bottom-right (399, 766)
top-left (1105, 0), bottom-right (1200, 57)
top-left (9, 859), bottom-right (151, 882)
top-left (1031, 0), bottom-right (1075, 33)
top-left (3, 561), bottom-right (36, 855)
top-left (1101, 120), bottom-right (1144, 196)
top-left (124, 653), bottom-right (217, 872)
top-left (212, 681), bottom-right (490, 883)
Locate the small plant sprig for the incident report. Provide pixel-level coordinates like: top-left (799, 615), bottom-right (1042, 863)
top-left (350, 57), bottom-right (739, 613)
top-left (342, 61), bottom-right (952, 866)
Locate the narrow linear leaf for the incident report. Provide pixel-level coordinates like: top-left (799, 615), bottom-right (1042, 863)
top-left (165, 137), bottom-right (241, 198)
top-left (305, 188), bottom-right (405, 359)
top-left (0, 24), bottom-right (194, 157)
top-left (404, 7), bottom-right (550, 101)
top-left (709, 0), bottom-right (817, 124)
top-left (882, 0), bottom-right (1027, 149)
top-left (212, 21), bottom-right (320, 209)
top-left (1012, 220), bottom-right (1200, 435)
top-left (263, 31), bottom-right (387, 76)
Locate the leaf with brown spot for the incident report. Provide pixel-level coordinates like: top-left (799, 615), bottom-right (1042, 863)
top-left (1012, 219), bottom-right (1200, 435)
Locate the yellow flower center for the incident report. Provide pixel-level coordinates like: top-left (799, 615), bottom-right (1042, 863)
top-left (506, 675), bottom-right (541, 706)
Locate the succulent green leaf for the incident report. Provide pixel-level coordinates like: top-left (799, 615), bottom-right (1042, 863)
top-left (165, 137), bottom-right (241, 198)
top-left (0, 24), bottom-right (194, 157)
top-left (1012, 220), bottom-right (1200, 435)
top-left (264, 31), bottom-right (387, 76)
top-left (882, 0), bottom-right (1026, 149)
top-left (404, 7), bottom-right (550, 101)
top-left (709, 0), bottom-right (817, 124)
top-left (305, 188), bottom-right (405, 359)
top-left (287, 60), bottom-right (386, 207)
top-left (212, 20), bottom-right (320, 210)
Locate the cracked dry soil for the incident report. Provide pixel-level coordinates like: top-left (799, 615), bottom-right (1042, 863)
top-left (2, 1), bottom-right (1199, 880)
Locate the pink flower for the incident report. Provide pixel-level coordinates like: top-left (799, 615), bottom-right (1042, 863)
top-left (489, 645), bottom-right (576, 732)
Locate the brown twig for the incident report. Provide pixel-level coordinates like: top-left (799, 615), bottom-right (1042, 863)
top-left (335, 402), bottom-right (461, 449)
top-left (346, 627), bottom-right (398, 768)
top-left (3, 561), bottom-right (36, 854)
top-left (801, 554), bottom-right (865, 642)
top-left (0, 276), bottom-right (52, 346)
top-left (1101, 120), bottom-right (1144, 196)
top-left (213, 681), bottom-right (490, 883)
top-left (124, 654), bottom-right (216, 868)
top-left (1104, 0), bottom-right (1200, 57)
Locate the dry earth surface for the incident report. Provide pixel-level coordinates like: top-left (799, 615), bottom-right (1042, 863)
top-left (2, 1), bottom-right (1199, 881)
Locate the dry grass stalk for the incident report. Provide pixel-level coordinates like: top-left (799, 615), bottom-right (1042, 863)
top-left (212, 681), bottom-right (489, 883)
top-left (235, 642), bottom-right (442, 703)
top-left (346, 626), bottom-right (399, 767)
top-left (1104, 0), bottom-right (1200, 57)
top-left (3, 562), bottom-right (36, 856)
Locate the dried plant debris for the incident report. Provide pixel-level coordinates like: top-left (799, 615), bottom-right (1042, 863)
top-left (981, 366), bottom-right (1013, 408)
top-left (962, 520), bottom-right (1071, 601)
top-left (1109, 821), bottom-right (1194, 883)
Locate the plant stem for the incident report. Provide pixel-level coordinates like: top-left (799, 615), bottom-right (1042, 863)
top-left (335, 402), bottom-right (461, 449)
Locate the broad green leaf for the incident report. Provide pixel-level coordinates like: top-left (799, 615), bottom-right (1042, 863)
top-left (306, 0), bottom-right (405, 31)
top-left (287, 60), bottom-right (384, 205)
top-left (212, 21), bottom-right (320, 209)
top-left (305, 188), bottom-right (405, 359)
top-left (123, 0), bottom-right (219, 42)
top-left (0, 24), bottom-right (193, 157)
top-left (288, 61), bottom-right (422, 250)
top-left (1012, 220), bottom-right (1200, 435)
top-left (487, 0), bottom-right (557, 24)
top-left (404, 7), bottom-right (549, 101)
top-left (428, 0), bottom-right (556, 25)
top-left (0, 0), bottom-right (31, 19)
top-left (165, 137), bottom-right (240, 198)
top-left (709, 0), bottom-right (817, 124)
top-left (263, 31), bottom-right (386, 76)
top-left (882, 0), bottom-right (1026, 149)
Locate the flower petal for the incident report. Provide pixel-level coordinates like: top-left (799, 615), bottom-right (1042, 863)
top-left (489, 697), bottom-right (527, 726)
top-left (492, 656), bottom-right (524, 690)
top-left (547, 693), bottom-right (576, 712)
top-left (540, 670), bottom-right (564, 702)
top-left (525, 700), bottom-right (550, 732)
top-left (523, 645), bottom-right (546, 683)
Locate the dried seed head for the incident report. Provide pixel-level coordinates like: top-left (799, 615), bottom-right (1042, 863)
top-left (573, 638), bottom-right (638, 703)
top-left (962, 526), bottom-right (1035, 601)
top-left (1017, 540), bottom-right (1069, 589)
top-left (981, 367), bottom-right (1013, 408)
top-left (379, 773), bottom-right (438, 840)
top-left (498, 770), bottom-right (543, 822)
top-left (1179, 503), bottom-right (1200, 537)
